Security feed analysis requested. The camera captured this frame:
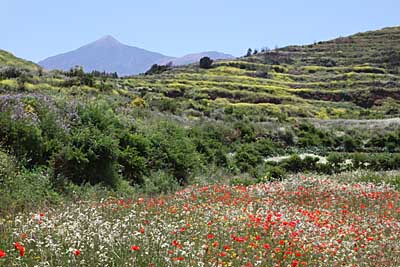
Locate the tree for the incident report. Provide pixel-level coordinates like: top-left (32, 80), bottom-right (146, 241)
top-left (145, 64), bottom-right (171, 75)
top-left (246, 48), bottom-right (253, 57)
top-left (199, 57), bottom-right (213, 69)
top-left (253, 49), bottom-right (258, 55)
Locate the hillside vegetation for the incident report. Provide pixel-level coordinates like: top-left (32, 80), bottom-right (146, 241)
top-left (126, 26), bottom-right (400, 120)
top-left (0, 26), bottom-right (399, 212)
top-left (0, 50), bottom-right (40, 72)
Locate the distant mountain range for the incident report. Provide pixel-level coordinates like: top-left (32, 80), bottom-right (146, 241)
top-left (38, 36), bottom-right (234, 76)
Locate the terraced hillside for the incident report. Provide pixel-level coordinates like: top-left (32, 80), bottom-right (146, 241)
top-left (124, 26), bottom-right (400, 120)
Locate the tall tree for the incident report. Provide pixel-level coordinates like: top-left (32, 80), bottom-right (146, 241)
top-left (246, 48), bottom-right (253, 57)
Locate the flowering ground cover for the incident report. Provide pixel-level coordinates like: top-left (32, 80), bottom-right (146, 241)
top-left (0, 176), bottom-right (399, 267)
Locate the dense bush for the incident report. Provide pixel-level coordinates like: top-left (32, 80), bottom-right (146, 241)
top-left (367, 130), bottom-right (400, 152)
top-left (53, 127), bottom-right (121, 187)
top-left (277, 155), bottom-right (319, 173)
top-left (263, 165), bottom-right (286, 181)
top-left (141, 171), bottom-right (180, 195)
top-left (325, 152), bottom-right (400, 173)
top-left (234, 121), bottom-right (256, 143)
top-left (343, 135), bottom-right (362, 152)
top-left (0, 112), bottom-right (46, 166)
top-left (118, 132), bottom-right (150, 184)
top-left (199, 57), bottom-right (213, 69)
top-left (234, 143), bottom-right (262, 173)
top-left (189, 123), bottom-right (229, 167)
top-left (147, 121), bottom-right (200, 184)
top-left (253, 138), bottom-right (279, 157)
top-left (296, 123), bottom-right (336, 148)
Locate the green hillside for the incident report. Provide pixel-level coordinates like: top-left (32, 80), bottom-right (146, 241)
top-left (0, 49), bottom-right (40, 71)
top-left (124, 26), bottom-right (400, 120)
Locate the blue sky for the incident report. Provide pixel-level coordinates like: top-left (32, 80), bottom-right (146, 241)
top-left (2, 0), bottom-right (399, 62)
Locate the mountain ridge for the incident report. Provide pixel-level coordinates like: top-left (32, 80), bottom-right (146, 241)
top-left (38, 35), bottom-right (234, 76)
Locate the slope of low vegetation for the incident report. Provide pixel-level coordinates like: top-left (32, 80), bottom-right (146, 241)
top-left (125, 26), bottom-right (400, 120)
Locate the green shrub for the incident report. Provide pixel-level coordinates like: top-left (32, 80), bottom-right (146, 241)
top-left (254, 138), bottom-right (278, 157)
top-left (189, 123), bottom-right (229, 167)
top-left (276, 127), bottom-right (295, 146)
top-left (199, 57), bottom-right (213, 69)
top-left (296, 123), bottom-right (335, 148)
top-left (281, 154), bottom-right (303, 172)
top-left (326, 153), bottom-right (347, 172)
top-left (234, 121), bottom-right (256, 143)
top-left (262, 165), bottom-right (286, 181)
top-left (0, 112), bottom-right (45, 165)
top-left (302, 156), bottom-right (319, 172)
top-left (234, 143), bottom-right (262, 172)
top-left (343, 135), bottom-right (362, 152)
top-left (0, 166), bottom-right (59, 215)
top-left (141, 171), bottom-right (180, 194)
top-left (148, 121), bottom-right (200, 184)
top-left (53, 127), bottom-right (120, 188)
top-left (118, 132), bottom-right (150, 184)
top-left (77, 102), bottom-right (123, 132)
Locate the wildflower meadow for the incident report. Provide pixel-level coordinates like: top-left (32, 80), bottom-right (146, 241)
top-left (0, 175), bottom-right (399, 266)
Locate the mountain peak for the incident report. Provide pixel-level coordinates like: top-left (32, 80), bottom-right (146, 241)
top-left (91, 35), bottom-right (121, 46)
top-left (38, 35), bottom-right (234, 76)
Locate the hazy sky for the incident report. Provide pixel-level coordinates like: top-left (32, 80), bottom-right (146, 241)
top-left (2, 0), bottom-right (399, 62)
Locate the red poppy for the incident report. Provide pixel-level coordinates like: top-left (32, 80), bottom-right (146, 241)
top-left (207, 233), bottom-right (215, 239)
top-left (14, 243), bottom-right (25, 257)
top-left (235, 236), bottom-right (246, 242)
top-left (73, 249), bottom-right (81, 256)
top-left (263, 244), bottom-right (271, 250)
top-left (14, 242), bottom-right (21, 250)
top-left (172, 240), bottom-right (182, 248)
top-left (0, 250), bottom-right (6, 258)
top-left (131, 245), bottom-right (140, 251)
